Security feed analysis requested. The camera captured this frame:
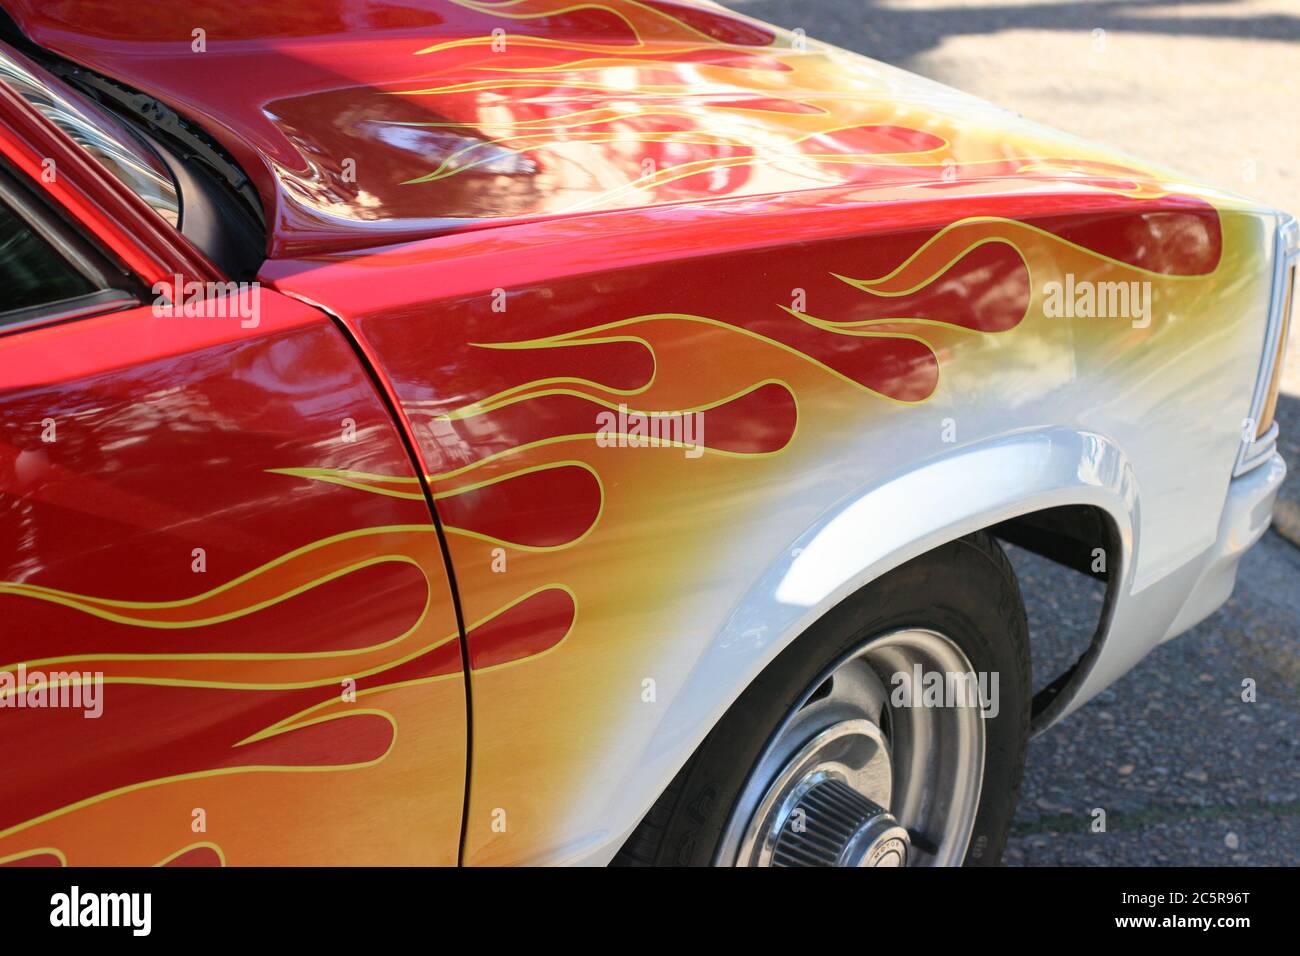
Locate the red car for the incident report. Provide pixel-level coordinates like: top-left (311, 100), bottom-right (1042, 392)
top-left (0, 0), bottom-right (1291, 868)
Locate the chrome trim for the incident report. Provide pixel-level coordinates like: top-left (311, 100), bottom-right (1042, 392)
top-left (0, 46), bottom-right (180, 227)
top-left (717, 628), bottom-right (985, 867)
top-left (0, 290), bottom-right (138, 336)
top-left (1235, 214), bottom-right (1297, 476)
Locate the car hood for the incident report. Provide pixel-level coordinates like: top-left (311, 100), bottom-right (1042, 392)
top-left (4, 0), bottom-right (1231, 257)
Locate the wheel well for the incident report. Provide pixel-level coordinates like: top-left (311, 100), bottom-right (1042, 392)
top-left (989, 504), bottom-right (1122, 730)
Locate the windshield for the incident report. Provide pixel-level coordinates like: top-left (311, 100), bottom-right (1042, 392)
top-left (0, 45), bottom-right (179, 227)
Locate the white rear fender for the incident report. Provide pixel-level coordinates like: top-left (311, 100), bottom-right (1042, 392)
top-left (583, 427), bottom-right (1141, 865)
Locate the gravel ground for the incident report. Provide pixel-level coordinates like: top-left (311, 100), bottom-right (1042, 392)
top-left (725, 0), bottom-right (1299, 865)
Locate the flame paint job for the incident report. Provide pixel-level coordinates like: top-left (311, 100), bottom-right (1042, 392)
top-left (0, 0), bottom-right (1287, 867)
top-left (0, 0), bottom-right (1232, 257)
top-left (265, 187), bottom-right (1275, 865)
top-left (0, 294), bottom-right (469, 866)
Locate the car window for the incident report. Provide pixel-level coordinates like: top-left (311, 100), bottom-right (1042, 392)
top-left (0, 194), bottom-right (97, 323)
top-left (0, 45), bottom-right (180, 228)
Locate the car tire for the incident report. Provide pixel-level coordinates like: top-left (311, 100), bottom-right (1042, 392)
top-left (613, 531), bottom-right (1031, 867)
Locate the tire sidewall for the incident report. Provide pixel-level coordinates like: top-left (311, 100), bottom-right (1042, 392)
top-left (658, 534), bottom-right (1030, 866)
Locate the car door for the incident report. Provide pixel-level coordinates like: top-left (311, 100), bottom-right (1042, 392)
top-left (0, 147), bottom-right (467, 864)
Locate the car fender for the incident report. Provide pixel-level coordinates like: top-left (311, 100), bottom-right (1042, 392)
top-left (577, 427), bottom-right (1140, 865)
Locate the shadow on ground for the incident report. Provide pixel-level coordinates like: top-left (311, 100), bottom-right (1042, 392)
top-left (729, 0), bottom-right (1299, 62)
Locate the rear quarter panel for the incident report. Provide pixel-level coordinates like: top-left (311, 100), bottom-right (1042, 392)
top-left (265, 183), bottom-right (1276, 864)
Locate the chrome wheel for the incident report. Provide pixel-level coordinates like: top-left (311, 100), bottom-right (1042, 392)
top-left (717, 628), bottom-right (986, 867)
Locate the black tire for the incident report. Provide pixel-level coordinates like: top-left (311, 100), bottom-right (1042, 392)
top-left (613, 531), bottom-right (1031, 866)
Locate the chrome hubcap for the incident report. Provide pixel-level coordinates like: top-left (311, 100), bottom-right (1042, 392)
top-left (718, 629), bottom-right (986, 867)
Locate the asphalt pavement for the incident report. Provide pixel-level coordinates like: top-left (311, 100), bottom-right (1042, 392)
top-left (726, 0), bottom-right (1299, 865)
top-left (1005, 394), bottom-right (1299, 866)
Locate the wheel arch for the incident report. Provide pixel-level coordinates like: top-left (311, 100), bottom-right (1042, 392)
top-left (589, 426), bottom-right (1140, 865)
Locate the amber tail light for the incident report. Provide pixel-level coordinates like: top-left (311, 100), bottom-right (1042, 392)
top-left (1255, 260), bottom-right (1295, 439)
top-left (1236, 218), bottom-right (1298, 476)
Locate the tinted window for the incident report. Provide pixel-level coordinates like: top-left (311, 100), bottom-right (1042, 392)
top-left (0, 199), bottom-right (95, 318)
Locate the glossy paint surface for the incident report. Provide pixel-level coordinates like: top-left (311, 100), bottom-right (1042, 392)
top-left (6, 0), bottom-right (1222, 257)
top-left (0, 294), bottom-right (466, 865)
top-left (267, 174), bottom-right (1276, 863)
top-left (0, 0), bottom-right (1284, 869)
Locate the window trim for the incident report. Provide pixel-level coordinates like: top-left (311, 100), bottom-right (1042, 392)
top-left (0, 288), bottom-right (137, 337)
top-left (0, 157), bottom-right (142, 335)
top-left (0, 62), bottom-right (221, 289)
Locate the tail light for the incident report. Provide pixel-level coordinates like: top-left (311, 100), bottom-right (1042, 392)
top-left (1237, 215), bottom-right (1298, 476)
top-left (1255, 258), bottom-right (1295, 438)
